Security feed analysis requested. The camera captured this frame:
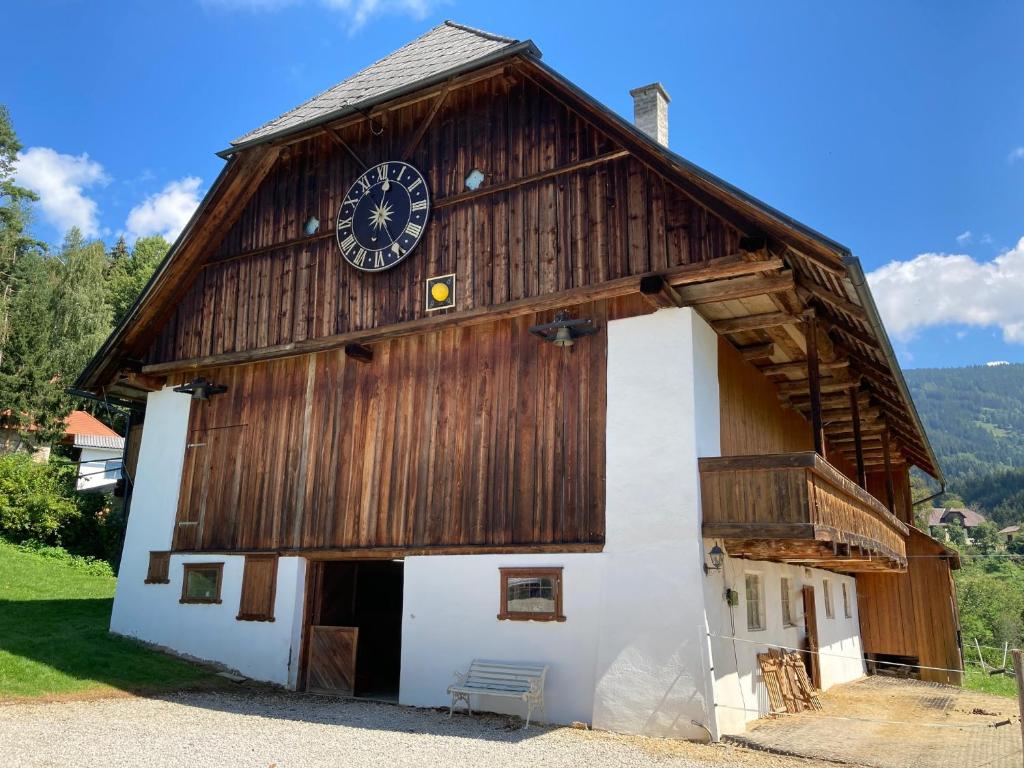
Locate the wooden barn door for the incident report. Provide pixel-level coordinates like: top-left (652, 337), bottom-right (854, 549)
top-left (307, 626), bottom-right (359, 695)
top-left (802, 585), bottom-right (822, 689)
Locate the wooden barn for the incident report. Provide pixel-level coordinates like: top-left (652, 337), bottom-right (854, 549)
top-left (77, 21), bottom-right (961, 739)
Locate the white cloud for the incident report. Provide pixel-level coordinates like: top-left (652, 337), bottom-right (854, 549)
top-left (201, 0), bottom-right (439, 28)
top-left (955, 230), bottom-right (972, 245)
top-left (14, 147), bottom-right (109, 237)
top-left (867, 237), bottom-right (1024, 344)
top-left (1009, 147), bottom-right (1024, 164)
top-left (125, 177), bottom-right (203, 242)
top-left (987, 360), bottom-right (1009, 367)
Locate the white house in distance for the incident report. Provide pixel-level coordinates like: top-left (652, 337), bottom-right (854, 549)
top-left (75, 22), bottom-right (961, 741)
top-left (63, 410), bottom-right (125, 492)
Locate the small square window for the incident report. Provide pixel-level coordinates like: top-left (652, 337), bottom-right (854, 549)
top-left (745, 573), bottom-right (765, 631)
top-left (498, 567), bottom-right (565, 622)
top-left (781, 576), bottom-right (796, 627)
top-left (823, 579), bottom-right (835, 619)
top-left (180, 563), bottom-right (224, 604)
top-left (842, 582), bottom-right (852, 618)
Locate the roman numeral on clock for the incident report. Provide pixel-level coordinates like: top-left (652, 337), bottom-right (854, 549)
top-left (411, 199), bottom-right (427, 212)
top-left (404, 221), bottom-right (423, 239)
top-left (339, 234), bottom-right (356, 255)
top-left (377, 163), bottom-right (389, 181)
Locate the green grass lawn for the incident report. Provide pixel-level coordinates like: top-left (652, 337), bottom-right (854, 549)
top-left (0, 541), bottom-right (216, 699)
top-left (963, 665), bottom-right (1019, 698)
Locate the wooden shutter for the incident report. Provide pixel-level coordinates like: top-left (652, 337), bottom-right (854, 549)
top-left (145, 551), bottom-right (170, 584)
top-left (237, 554), bottom-right (278, 621)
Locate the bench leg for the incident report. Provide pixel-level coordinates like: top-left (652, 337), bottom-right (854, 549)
top-left (449, 692), bottom-right (472, 718)
top-left (524, 701), bottom-right (532, 729)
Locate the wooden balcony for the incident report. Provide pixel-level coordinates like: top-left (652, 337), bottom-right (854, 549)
top-left (699, 452), bottom-right (909, 572)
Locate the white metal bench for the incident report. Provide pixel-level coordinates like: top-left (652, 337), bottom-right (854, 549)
top-left (447, 659), bottom-right (549, 727)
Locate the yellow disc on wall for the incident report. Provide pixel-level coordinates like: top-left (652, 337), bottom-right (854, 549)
top-left (430, 282), bottom-right (450, 303)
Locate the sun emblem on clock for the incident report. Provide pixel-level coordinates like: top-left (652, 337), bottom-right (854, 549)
top-left (336, 161), bottom-right (431, 272)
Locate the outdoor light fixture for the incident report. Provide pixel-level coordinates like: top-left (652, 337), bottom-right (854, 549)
top-left (173, 377), bottom-right (228, 401)
top-left (304, 216), bottom-right (320, 236)
top-left (528, 310), bottom-right (598, 349)
top-left (703, 544), bottom-right (725, 575)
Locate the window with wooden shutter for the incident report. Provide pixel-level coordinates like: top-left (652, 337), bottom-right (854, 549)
top-left (237, 554), bottom-right (278, 621)
top-left (145, 551), bottom-right (170, 584)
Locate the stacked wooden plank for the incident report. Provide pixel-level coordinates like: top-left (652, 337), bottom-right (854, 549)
top-left (757, 649), bottom-right (822, 714)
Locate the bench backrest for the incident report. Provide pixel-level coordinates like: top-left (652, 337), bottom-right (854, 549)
top-left (465, 659), bottom-right (548, 693)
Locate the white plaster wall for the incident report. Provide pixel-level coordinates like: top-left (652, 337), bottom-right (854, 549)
top-left (110, 387), bottom-right (307, 687)
top-left (400, 553), bottom-right (604, 725)
top-left (77, 446), bottom-right (122, 491)
top-left (704, 549), bottom-right (865, 735)
top-left (591, 307), bottom-right (720, 741)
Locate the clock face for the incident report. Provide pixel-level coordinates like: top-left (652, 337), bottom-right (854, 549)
top-left (336, 161), bottom-right (430, 272)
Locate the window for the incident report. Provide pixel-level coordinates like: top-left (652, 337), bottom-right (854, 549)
top-left (823, 579), bottom-right (834, 619)
top-left (180, 563), bottom-right (224, 604)
top-left (781, 576), bottom-right (795, 627)
top-left (842, 582), bottom-right (852, 618)
top-left (237, 555), bottom-right (278, 622)
top-left (498, 567), bottom-right (565, 622)
top-left (745, 573), bottom-right (765, 631)
top-left (145, 551), bottom-right (170, 584)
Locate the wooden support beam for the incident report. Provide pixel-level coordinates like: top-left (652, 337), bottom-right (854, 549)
top-left (882, 429), bottom-right (896, 514)
top-left (711, 311), bottom-right (794, 334)
top-left (402, 83), bottom-right (450, 161)
top-left (760, 359), bottom-right (849, 377)
top-left (798, 279), bottom-right (866, 319)
top-left (738, 343), bottom-right (775, 363)
top-left (116, 370), bottom-right (165, 392)
top-left (850, 386), bottom-right (867, 489)
top-left (327, 129), bottom-right (367, 169)
top-left (777, 377), bottom-right (857, 397)
top-left (639, 275), bottom-right (682, 309)
top-left (143, 255), bottom-right (783, 376)
top-left (344, 344), bottom-right (373, 364)
top-left (434, 149), bottom-right (629, 210)
top-left (822, 314), bottom-right (879, 349)
top-left (805, 310), bottom-right (825, 456)
top-left (675, 270), bottom-right (793, 306)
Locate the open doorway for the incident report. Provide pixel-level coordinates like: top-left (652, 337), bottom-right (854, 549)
top-left (303, 560), bottom-right (404, 701)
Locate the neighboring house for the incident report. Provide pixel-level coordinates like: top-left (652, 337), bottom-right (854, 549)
top-left (62, 411), bottom-right (125, 492)
top-left (73, 22), bottom-right (961, 741)
top-left (1000, 525), bottom-right (1020, 543)
top-left (928, 507), bottom-right (987, 543)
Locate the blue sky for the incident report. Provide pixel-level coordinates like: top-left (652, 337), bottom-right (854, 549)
top-left (6, 0), bottom-right (1023, 369)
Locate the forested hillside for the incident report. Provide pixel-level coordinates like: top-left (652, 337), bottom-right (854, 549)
top-left (906, 363), bottom-right (1024, 526)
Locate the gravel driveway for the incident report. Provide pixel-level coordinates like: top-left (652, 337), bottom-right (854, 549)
top-left (0, 690), bottom-right (835, 768)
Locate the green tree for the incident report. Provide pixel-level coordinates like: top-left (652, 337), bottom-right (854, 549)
top-left (49, 229), bottom-right (113, 383)
top-left (105, 234), bottom-right (168, 325)
top-left (0, 106), bottom-right (43, 367)
top-left (969, 521), bottom-right (1002, 555)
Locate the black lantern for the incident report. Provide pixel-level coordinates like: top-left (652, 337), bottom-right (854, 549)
top-left (173, 377), bottom-right (228, 401)
top-left (703, 544), bottom-right (725, 574)
top-left (528, 310), bottom-right (599, 349)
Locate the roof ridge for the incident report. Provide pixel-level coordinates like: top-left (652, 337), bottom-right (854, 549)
top-left (442, 20), bottom-right (518, 44)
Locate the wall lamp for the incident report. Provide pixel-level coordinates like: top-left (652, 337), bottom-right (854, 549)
top-left (528, 310), bottom-right (599, 349)
top-left (703, 544), bottom-right (725, 575)
top-left (304, 216), bottom-right (320, 236)
top-left (173, 377), bottom-right (228, 401)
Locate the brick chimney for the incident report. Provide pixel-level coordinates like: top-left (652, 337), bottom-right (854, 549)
top-left (629, 83), bottom-right (670, 147)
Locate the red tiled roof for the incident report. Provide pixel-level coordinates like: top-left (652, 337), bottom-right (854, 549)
top-left (64, 410), bottom-right (119, 438)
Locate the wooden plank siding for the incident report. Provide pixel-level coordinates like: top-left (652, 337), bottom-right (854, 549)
top-left (170, 298), bottom-right (641, 555)
top-left (146, 75), bottom-right (738, 366)
top-left (857, 528), bottom-right (963, 684)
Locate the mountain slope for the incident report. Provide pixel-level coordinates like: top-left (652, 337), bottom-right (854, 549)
top-left (905, 363), bottom-right (1024, 482)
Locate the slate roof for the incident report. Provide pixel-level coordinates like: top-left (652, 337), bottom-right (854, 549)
top-left (927, 507), bottom-right (988, 528)
top-left (231, 21), bottom-right (531, 148)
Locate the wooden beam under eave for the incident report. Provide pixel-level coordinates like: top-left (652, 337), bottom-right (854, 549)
top-left (739, 343), bottom-right (775, 363)
top-left (639, 274), bottom-right (682, 309)
top-left (140, 255), bottom-right (786, 376)
top-left (850, 386), bottom-right (867, 488)
top-left (116, 371), bottom-right (166, 392)
top-left (798, 278), bottom-right (866, 319)
top-left (804, 309), bottom-right (825, 456)
top-left (676, 269), bottom-right (793, 306)
top-left (711, 311), bottom-right (794, 334)
top-left (760, 359), bottom-right (849, 377)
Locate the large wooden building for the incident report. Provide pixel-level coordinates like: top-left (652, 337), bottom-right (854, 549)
top-left (78, 22), bottom-right (961, 739)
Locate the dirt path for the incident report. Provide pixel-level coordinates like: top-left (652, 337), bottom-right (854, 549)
top-left (730, 676), bottom-right (1021, 768)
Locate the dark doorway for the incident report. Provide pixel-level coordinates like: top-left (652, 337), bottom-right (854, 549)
top-left (304, 560), bottom-right (404, 700)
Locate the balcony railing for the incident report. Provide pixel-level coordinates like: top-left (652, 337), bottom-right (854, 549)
top-left (699, 452), bottom-right (909, 572)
